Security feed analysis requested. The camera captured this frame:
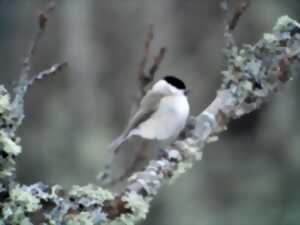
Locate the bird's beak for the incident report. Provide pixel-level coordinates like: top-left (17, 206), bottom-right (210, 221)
top-left (184, 89), bottom-right (191, 96)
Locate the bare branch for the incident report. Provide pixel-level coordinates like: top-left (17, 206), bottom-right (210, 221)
top-left (137, 26), bottom-right (167, 98)
top-left (29, 62), bottom-right (68, 84)
top-left (223, 0), bottom-right (250, 49)
top-left (10, 0), bottom-right (62, 133)
top-left (21, 0), bottom-right (56, 81)
top-left (220, 0), bottom-right (230, 20)
top-left (227, 0), bottom-right (250, 32)
top-left (137, 25), bottom-right (154, 85)
top-left (148, 47), bottom-right (167, 81)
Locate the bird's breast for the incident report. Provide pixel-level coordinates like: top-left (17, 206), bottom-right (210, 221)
top-left (134, 95), bottom-right (190, 141)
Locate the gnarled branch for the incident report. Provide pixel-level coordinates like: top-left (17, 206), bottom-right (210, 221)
top-left (0, 2), bottom-right (299, 224)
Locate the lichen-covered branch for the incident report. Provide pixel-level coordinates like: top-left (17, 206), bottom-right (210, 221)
top-left (0, 13), bottom-right (300, 225)
top-left (0, 0), bottom-right (67, 189)
top-left (10, 0), bottom-right (58, 134)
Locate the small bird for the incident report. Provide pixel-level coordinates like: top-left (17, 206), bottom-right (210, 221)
top-left (99, 75), bottom-right (190, 183)
top-left (109, 75), bottom-right (190, 153)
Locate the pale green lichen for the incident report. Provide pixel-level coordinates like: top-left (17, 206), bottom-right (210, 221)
top-left (241, 80), bottom-right (254, 92)
top-left (69, 184), bottom-right (114, 205)
top-left (65, 212), bottom-right (94, 225)
top-left (221, 15), bottom-right (300, 116)
top-left (273, 15), bottom-right (300, 32)
top-left (263, 33), bottom-right (277, 43)
top-left (169, 161), bottom-right (193, 184)
top-left (104, 192), bottom-right (149, 225)
top-left (1, 185), bottom-right (41, 224)
top-left (111, 214), bottom-right (137, 225)
top-left (0, 85), bottom-right (10, 115)
top-left (0, 166), bottom-right (15, 178)
top-left (234, 55), bottom-right (246, 67)
top-left (50, 184), bottom-right (63, 198)
top-left (1, 205), bottom-right (13, 220)
top-left (169, 138), bottom-right (204, 184)
top-left (206, 135), bottom-right (219, 143)
top-left (10, 185), bottom-right (41, 212)
top-left (1, 205), bottom-right (32, 225)
top-left (176, 139), bottom-right (203, 161)
top-left (245, 60), bottom-right (261, 76)
top-left (122, 192), bottom-right (149, 220)
top-left (0, 85), bottom-right (20, 180)
top-left (0, 131), bottom-right (21, 155)
top-left (19, 218), bottom-right (33, 225)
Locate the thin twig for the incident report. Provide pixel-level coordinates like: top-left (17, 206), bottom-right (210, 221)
top-left (10, 0), bottom-right (61, 132)
top-left (220, 0), bottom-right (230, 20)
top-left (29, 62), bottom-right (68, 85)
top-left (137, 25), bottom-right (154, 87)
top-left (10, 62), bottom-right (67, 133)
top-left (148, 47), bottom-right (167, 82)
top-left (227, 0), bottom-right (250, 32)
top-left (20, 0), bottom-right (56, 81)
top-left (137, 25), bottom-right (167, 98)
top-left (224, 0), bottom-right (250, 49)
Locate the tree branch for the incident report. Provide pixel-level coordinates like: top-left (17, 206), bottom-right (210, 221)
top-left (0, 5), bottom-right (299, 225)
top-left (227, 0), bottom-right (250, 32)
top-left (223, 0), bottom-right (250, 50)
top-left (136, 25), bottom-right (167, 104)
top-left (10, 0), bottom-right (61, 134)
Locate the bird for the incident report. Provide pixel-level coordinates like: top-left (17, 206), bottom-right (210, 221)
top-left (99, 75), bottom-right (190, 183)
top-left (109, 75), bottom-right (190, 153)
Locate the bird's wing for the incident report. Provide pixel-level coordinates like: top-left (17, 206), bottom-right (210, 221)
top-left (122, 90), bottom-right (163, 137)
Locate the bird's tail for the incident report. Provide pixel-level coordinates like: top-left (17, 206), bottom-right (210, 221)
top-left (97, 134), bottom-right (128, 184)
top-left (107, 134), bottom-right (128, 154)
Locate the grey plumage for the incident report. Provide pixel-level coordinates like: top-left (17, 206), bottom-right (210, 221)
top-left (107, 88), bottom-right (162, 153)
top-left (97, 88), bottom-right (162, 183)
top-left (98, 76), bottom-right (190, 185)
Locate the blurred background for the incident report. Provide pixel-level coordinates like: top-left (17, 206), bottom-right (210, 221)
top-left (1, 0), bottom-right (300, 224)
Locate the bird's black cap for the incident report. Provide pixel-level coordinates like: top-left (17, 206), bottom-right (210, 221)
top-left (164, 75), bottom-right (186, 90)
